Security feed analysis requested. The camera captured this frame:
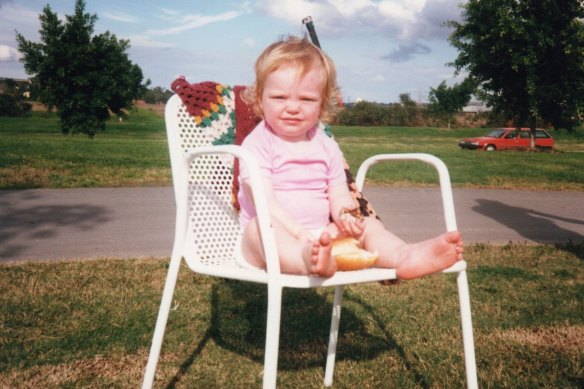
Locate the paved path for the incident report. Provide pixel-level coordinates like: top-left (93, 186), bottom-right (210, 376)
top-left (1, 187), bottom-right (583, 262)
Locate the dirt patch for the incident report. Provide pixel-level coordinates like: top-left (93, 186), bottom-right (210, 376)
top-left (495, 324), bottom-right (584, 357)
top-left (30, 102), bottom-right (50, 112)
top-left (0, 351), bottom-right (153, 388)
top-left (28, 100), bottom-right (166, 116)
top-left (134, 100), bottom-right (165, 116)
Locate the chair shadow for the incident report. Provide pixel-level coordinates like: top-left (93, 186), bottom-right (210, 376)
top-left (165, 280), bottom-right (430, 388)
top-left (473, 199), bottom-right (584, 259)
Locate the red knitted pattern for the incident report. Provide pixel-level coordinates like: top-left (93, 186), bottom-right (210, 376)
top-left (170, 77), bottom-right (225, 123)
top-left (232, 85), bottom-right (261, 210)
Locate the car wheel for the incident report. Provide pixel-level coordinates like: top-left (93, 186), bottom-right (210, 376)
top-left (485, 144), bottom-right (496, 151)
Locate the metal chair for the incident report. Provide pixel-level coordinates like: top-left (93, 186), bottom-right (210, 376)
top-left (141, 91), bottom-right (478, 389)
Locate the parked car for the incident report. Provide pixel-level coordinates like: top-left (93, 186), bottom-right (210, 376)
top-left (458, 128), bottom-right (554, 151)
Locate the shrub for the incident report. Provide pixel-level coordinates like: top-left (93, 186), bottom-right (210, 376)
top-left (0, 94), bottom-right (30, 117)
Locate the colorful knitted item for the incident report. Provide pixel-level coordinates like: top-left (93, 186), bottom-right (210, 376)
top-left (171, 77), bottom-right (230, 127)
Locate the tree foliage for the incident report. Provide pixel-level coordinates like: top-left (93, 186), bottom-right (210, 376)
top-left (336, 95), bottom-right (425, 127)
top-left (448, 0), bottom-right (584, 140)
top-left (16, 0), bottom-right (147, 137)
top-left (428, 79), bottom-right (476, 128)
top-left (142, 86), bottom-right (174, 104)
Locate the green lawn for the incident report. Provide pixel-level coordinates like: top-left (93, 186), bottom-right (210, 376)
top-left (0, 110), bottom-right (170, 189)
top-left (0, 242), bottom-right (582, 388)
top-left (334, 125), bottom-right (584, 191)
top-left (1, 110), bottom-right (583, 190)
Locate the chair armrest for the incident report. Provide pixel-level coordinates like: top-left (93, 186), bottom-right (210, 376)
top-left (354, 153), bottom-right (458, 232)
top-left (182, 145), bottom-right (282, 275)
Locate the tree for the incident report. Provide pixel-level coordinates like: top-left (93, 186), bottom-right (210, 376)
top-left (428, 79), bottom-right (475, 128)
top-left (142, 86), bottom-right (174, 104)
top-left (16, 0), bottom-right (147, 137)
top-left (448, 0), bottom-right (584, 147)
top-left (398, 93), bottom-right (423, 127)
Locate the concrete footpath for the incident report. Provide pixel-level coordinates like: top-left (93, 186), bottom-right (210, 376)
top-left (1, 186), bottom-right (583, 262)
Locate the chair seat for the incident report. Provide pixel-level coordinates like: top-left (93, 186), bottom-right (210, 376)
top-left (187, 257), bottom-right (468, 288)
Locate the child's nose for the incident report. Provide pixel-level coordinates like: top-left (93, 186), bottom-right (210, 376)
top-left (286, 100), bottom-right (300, 112)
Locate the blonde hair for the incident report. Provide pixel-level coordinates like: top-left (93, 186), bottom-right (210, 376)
top-left (243, 35), bottom-right (340, 122)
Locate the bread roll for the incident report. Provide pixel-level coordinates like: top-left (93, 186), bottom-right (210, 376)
top-left (332, 237), bottom-right (378, 271)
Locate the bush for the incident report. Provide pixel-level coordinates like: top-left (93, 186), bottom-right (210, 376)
top-left (0, 94), bottom-right (30, 117)
top-left (336, 100), bottom-right (425, 127)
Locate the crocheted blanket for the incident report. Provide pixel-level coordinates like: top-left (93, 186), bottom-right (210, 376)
top-left (170, 77), bottom-right (377, 219)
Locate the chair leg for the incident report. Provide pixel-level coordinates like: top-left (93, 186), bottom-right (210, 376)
top-left (324, 285), bottom-right (344, 387)
top-left (262, 284), bottom-right (283, 389)
top-left (142, 253), bottom-right (183, 389)
top-left (456, 270), bottom-right (479, 389)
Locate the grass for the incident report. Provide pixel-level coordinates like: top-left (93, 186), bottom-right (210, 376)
top-left (0, 242), bottom-right (582, 388)
top-left (1, 110), bottom-right (584, 190)
top-left (334, 126), bottom-right (584, 191)
top-left (0, 110), bottom-right (170, 189)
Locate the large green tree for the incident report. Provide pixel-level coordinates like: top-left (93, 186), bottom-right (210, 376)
top-left (448, 0), bottom-right (584, 145)
top-left (16, 0), bottom-right (147, 137)
top-left (428, 79), bottom-right (475, 128)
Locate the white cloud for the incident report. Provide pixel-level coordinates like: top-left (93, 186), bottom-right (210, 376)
top-left (146, 10), bottom-right (243, 36)
top-left (0, 3), bottom-right (41, 32)
top-left (127, 35), bottom-right (177, 49)
top-left (256, 0), bottom-right (460, 40)
top-left (101, 11), bottom-right (140, 24)
top-left (0, 44), bottom-right (20, 62)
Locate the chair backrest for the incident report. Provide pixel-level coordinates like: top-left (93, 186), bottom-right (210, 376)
top-left (165, 92), bottom-right (242, 269)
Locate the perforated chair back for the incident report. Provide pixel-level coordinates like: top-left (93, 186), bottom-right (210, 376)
top-left (165, 93), bottom-right (241, 268)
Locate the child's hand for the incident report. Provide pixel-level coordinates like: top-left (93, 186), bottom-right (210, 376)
top-left (338, 207), bottom-right (364, 238)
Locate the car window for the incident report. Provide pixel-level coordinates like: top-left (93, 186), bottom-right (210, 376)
top-left (535, 130), bottom-right (550, 138)
top-left (520, 131), bottom-right (530, 138)
top-left (487, 129), bottom-right (506, 138)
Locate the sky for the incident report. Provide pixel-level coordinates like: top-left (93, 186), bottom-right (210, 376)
top-left (0, 0), bottom-right (468, 104)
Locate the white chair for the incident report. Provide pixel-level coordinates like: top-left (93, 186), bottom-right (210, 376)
top-left (142, 91), bottom-right (478, 389)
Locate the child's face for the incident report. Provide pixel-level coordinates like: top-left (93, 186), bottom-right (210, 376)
top-left (260, 64), bottom-right (323, 142)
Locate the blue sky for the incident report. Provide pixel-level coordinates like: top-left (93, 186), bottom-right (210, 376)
top-left (0, 0), bottom-right (467, 103)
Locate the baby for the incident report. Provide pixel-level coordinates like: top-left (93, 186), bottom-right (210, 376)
top-left (237, 36), bottom-right (463, 279)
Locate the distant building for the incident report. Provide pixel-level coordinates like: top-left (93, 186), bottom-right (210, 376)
top-left (0, 77), bottom-right (32, 98)
top-left (463, 101), bottom-right (491, 114)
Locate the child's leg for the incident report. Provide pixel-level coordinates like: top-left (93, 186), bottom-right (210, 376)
top-left (241, 218), bottom-right (336, 277)
top-left (361, 218), bottom-right (463, 280)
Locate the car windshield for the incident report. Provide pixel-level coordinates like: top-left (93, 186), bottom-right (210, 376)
top-left (486, 129), bottom-right (506, 138)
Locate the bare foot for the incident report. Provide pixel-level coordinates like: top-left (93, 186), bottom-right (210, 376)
top-left (308, 232), bottom-right (336, 277)
top-left (395, 231), bottom-right (463, 280)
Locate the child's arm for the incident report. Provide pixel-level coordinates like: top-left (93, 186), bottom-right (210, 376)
top-left (328, 183), bottom-right (364, 238)
top-left (241, 178), bottom-right (314, 242)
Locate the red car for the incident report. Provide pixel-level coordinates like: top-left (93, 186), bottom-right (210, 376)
top-left (458, 128), bottom-right (554, 151)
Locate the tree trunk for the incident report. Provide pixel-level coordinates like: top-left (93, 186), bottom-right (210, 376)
top-left (529, 116), bottom-right (537, 150)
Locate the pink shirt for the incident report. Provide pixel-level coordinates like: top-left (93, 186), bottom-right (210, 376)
top-left (238, 121), bottom-right (347, 229)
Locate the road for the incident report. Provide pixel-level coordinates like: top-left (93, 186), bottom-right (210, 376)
top-left (1, 186), bottom-right (582, 262)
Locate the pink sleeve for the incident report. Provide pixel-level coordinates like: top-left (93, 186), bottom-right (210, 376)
top-left (239, 123), bottom-right (273, 181)
top-left (323, 134), bottom-right (347, 188)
